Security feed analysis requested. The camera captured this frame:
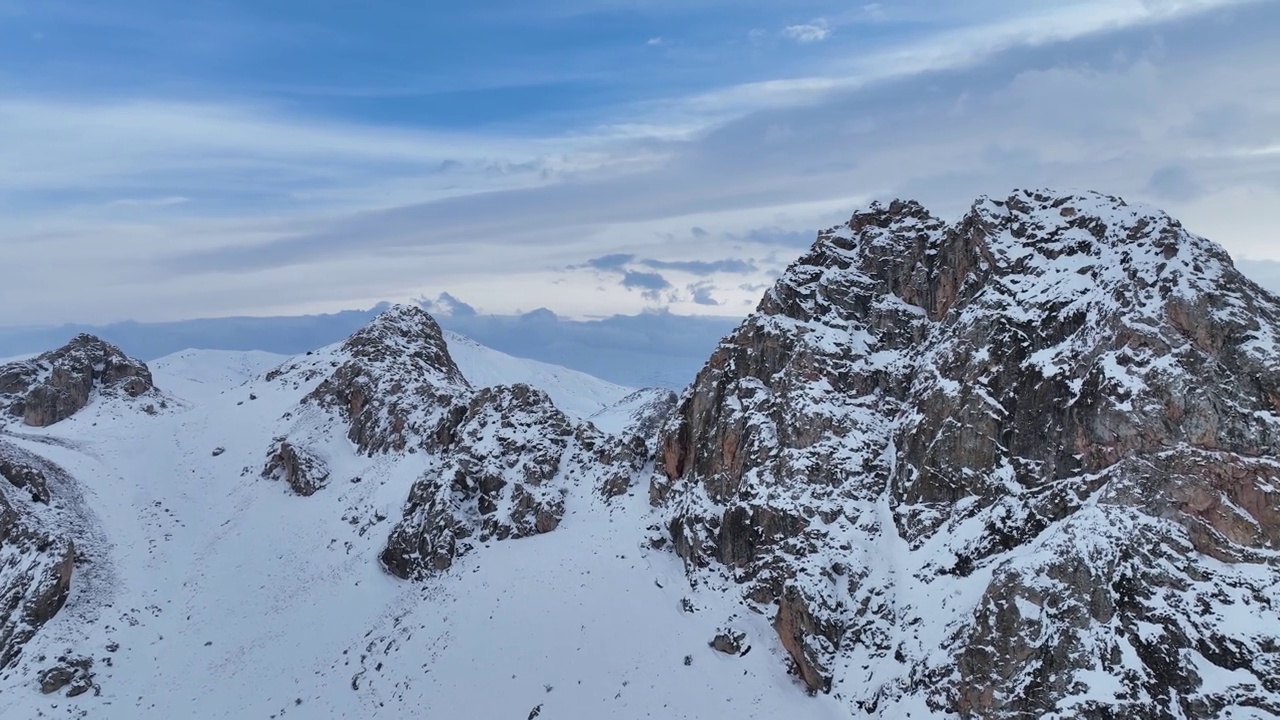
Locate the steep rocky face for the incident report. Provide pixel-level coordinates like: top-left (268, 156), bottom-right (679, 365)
top-left (258, 305), bottom-right (647, 577)
top-left (652, 190), bottom-right (1280, 717)
top-left (0, 334), bottom-right (155, 427)
top-left (381, 383), bottom-right (644, 579)
top-left (261, 305), bottom-right (473, 494)
top-left (0, 444), bottom-right (76, 670)
top-left (266, 304), bottom-right (471, 458)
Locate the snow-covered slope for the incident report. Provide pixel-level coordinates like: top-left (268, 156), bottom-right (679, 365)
top-left (0, 388), bottom-right (835, 718)
top-left (0, 310), bottom-right (788, 720)
top-left (149, 348), bottom-right (286, 400)
top-left (588, 388), bottom-right (679, 437)
top-left (442, 330), bottom-right (635, 420)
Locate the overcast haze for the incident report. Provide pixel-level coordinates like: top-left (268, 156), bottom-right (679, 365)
top-left (2, 0), bottom-right (1279, 326)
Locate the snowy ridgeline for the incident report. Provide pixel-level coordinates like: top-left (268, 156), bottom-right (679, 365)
top-left (0, 307), bottom-right (799, 720)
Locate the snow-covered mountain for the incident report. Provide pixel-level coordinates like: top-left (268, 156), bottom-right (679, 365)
top-left (0, 307), bottom-right (794, 720)
top-left (654, 189), bottom-right (1280, 718)
top-left (1, 189), bottom-right (1278, 720)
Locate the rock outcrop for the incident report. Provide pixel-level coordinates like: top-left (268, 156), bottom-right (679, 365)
top-left (381, 382), bottom-right (647, 579)
top-left (381, 383), bottom-right (576, 578)
top-left (0, 444), bottom-right (77, 669)
top-left (0, 334), bottom-right (155, 427)
top-left (1, 459), bottom-right (51, 505)
top-left (651, 190), bottom-right (1280, 717)
top-left (265, 305), bottom-right (472, 458)
top-left (37, 655), bottom-right (94, 697)
top-left (262, 439), bottom-right (331, 497)
top-left (261, 305), bottom-right (473, 494)
top-left (260, 304), bottom-right (647, 577)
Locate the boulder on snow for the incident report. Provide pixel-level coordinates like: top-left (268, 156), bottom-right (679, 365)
top-left (709, 629), bottom-right (746, 655)
top-left (37, 655), bottom-right (93, 696)
top-left (262, 439), bottom-right (330, 497)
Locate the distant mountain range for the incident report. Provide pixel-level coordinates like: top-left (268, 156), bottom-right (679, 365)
top-left (0, 304), bottom-right (740, 390)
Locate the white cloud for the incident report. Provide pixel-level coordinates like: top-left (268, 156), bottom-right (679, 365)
top-left (106, 196), bottom-right (190, 208)
top-left (0, 0), bottom-right (1276, 326)
top-left (781, 19), bottom-right (831, 43)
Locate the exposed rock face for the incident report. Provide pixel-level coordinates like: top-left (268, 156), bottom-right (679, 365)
top-left (262, 305), bottom-right (474, 495)
top-left (651, 190), bottom-right (1280, 716)
top-left (259, 304), bottom-right (646, 575)
top-left (589, 389), bottom-right (675, 499)
top-left (0, 444), bottom-right (76, 669)
top-left (303, 307), bottom-right (469, 455)
top-left (1, 459), bottom-right (51, 504)
top-left (0, 334), bottom-right (155, 427)
top-left (382, 383), bottom-right (602, 579)
top-left (595, 432), bottom-right (650, 500)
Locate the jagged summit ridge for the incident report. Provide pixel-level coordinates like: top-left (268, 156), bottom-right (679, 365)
top-left (653, 189), bottom-right (1280, 717)
top-left (259, 304), bottom-right (661, 579)
top-left (764, 188), bottom-right (1256, 330)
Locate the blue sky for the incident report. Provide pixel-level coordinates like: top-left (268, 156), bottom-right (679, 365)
top-left (2, 0), bottom-right (1279, 325)
top-left (2, 0), bottom-right (894, 128)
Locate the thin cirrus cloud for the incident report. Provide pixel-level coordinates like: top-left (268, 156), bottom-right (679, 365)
top-left (1, 0), bottom-right (1278, 326)
top-left (781, 20), bottom-right (832, 43)
top-left (583, 254), bottom-right (757, 276)
top-left (641, 258), bottom-right (757, 275)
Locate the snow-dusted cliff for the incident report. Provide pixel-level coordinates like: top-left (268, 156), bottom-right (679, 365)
top-left (653, 189), bottom-right (1280, 718)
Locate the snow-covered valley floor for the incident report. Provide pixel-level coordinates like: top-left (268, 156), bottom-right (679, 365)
top-left (0, 345), bottom-right (845, 719)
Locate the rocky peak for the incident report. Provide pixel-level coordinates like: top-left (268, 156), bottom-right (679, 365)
top-left (262, 306), bottom-right (649, 580)
top-left (264, 304), bottom-right (471, 463)
top-left (652, 189), bottom-right (1280, 716)
top-left (304, 304), bottom-right (471, 456)
top-left (324, 303), bottom-right (468, 390)
top-left (0, 334), bottom-right (155, 427)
